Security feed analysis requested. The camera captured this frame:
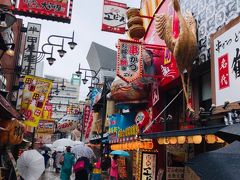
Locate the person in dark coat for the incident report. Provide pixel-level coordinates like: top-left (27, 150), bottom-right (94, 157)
top-left (42, 150), bottom-right (50, 169)
top-left (75, 156), bottom-right (92, 180)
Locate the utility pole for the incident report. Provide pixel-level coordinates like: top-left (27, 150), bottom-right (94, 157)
top-left (100, 77), bottom-right (107, 167)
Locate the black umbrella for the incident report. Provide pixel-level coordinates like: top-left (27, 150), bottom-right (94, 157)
top-left (215, 124), bottom-right (240, 143)
top-left (39, 146), bottom-right (51, 151)
top-left (185, 141), bottom-right (240, 180)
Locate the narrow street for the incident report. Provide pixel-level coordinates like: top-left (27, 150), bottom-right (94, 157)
top-left (39, 167), bottom-right (75, 180)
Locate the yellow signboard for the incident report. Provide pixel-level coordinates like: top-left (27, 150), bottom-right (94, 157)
top-left (21, 75), bottom-right (52, 127)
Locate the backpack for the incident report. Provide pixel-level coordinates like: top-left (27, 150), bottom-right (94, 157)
top-left (73, 160), bottom-right (85, 172)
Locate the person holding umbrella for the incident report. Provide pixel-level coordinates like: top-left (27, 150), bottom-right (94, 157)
top-left (42, 150), bottom-right (50, 169)
top-left (60, 146), bottom-right (75, 180)
top-left (110, 155), bottom-right (119, 180)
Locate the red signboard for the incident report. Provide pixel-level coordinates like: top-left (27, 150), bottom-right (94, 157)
top-left (102, 0), bottom-right (127, 34)
top-left (83, 105), bottom-right (90, 134)
top-left (117, 39), bottom-right (143, 83)
top-left (218, 53), bottom-right (230, 89)
top-left (12, 0), bottom-right (73, 23)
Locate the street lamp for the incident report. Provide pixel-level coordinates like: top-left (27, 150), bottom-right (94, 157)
top-left (60, 78), bottom-right (66, 90)
top-left (75, 63), bottom-right (100, 87)
top-left (24, 31), bottom-right (77, 75)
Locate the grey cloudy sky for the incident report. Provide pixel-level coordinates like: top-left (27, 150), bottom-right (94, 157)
top-left (20, 0), bottom-right (140, 100)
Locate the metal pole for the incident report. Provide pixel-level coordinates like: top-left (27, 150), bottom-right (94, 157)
top-left (100, 77), bottom-right (107, 167)
top-left (27, 41), bottom-right (35, 149)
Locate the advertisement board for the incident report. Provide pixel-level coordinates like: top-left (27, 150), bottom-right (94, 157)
top-left (37, 120), bottom-right (55, 133)
top-left (211, 16), bottom-right (240, 106)
top-left (20, 75), bottom-right (52, 127)
top-left (143, 0), bottom-right (179, 87)
top-left (12, 0), bottom-right (73, 23)
top-left (102, 0), bottom-right (127, 34)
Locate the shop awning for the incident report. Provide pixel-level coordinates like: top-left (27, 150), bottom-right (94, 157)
top-left (0, 93), bottom-right (21, 119)
top-left (139, 125), bottom-right (226, 139)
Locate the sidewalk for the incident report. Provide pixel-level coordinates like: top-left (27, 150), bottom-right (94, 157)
top-left (39, 167), bottom-right (75, 180)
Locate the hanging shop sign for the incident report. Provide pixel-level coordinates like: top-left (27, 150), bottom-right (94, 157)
top-left (211, 16), bottom-right (240, 106)
top-left (57, 114), bottom-right (79, 132)
top-left (0, 119), bottom-right (25, 145)
top-left (21, 22), bottom-right (41, 76)
top-left (20, 75), bottom-right (52, 127)
top-left (12, 0), bottom-right (73, 23)
top-left (117, 39), bottom-right (143, 83)
top-left (102, 0), bottom-right (127, 34)
top-left (37, 120), bottom-right (54, 133)
top-left (141, 152), bottom-right (157, 180)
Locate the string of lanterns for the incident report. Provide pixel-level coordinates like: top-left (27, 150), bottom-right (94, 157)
top-left (111, 140), bottom-right (154, 150)
top-left (157, 134), bottom-right (225, 145)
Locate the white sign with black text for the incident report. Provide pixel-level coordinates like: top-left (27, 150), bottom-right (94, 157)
top-left (21, 23), bottom-right (41, 75)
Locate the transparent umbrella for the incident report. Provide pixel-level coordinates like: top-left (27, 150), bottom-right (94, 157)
top-left (72, 144), bottom-right (96, 160)
top-left (53, 138), bottom-right (74, 147)
top-left (17, 150), bottom-right (45, 180)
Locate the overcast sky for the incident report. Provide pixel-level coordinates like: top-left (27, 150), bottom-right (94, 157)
top-left (20, 0), bottom-right (140, 100)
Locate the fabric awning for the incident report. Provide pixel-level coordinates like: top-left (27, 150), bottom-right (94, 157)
top-left (140, 125), bottom-right (226, 139)
top-left (0, 93), bottom-right (21, 119)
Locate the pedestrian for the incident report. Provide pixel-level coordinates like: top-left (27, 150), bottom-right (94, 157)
top-left (60, 146), bottom-right (75, 180)
top-left (74, 156), bottom-right (91, 180)
top-left (55, 151), bottom-right (63, 173)
top-left (42, 150), bottom-right (50, 169)
top-left (52, 150), bottom-right (57, 169)
top-left (109, 155), bottom-right (119, 180)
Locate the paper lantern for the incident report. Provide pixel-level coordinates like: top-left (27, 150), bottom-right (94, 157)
top-left (187, 136), bottom-right (193, 144)
top-left (216, 136), bottom-right (225, 143)
top-left (164, 137), bottom-right (169, 144)
top-left (177, 136), bottom-right (186, 144)
top-left (205, 134), bottom-right (216, 144)
top-left (157, 138), bottom-right (165, 145)
top-left (169, 137), bottom-right (177, 144)
top-left (192, 135), bottom-right (202, 144)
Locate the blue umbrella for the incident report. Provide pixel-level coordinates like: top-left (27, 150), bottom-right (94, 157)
top-left (110, 150), bottom-right (130, 157)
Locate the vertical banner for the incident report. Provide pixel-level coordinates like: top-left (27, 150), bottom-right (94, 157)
top-left (21, 23), bottom-right (41, 75)
top-left (117, 39), bottom-right (143, 83)
top-left (141, 152), bottom-right (157, 180)
top-left (102, 0), bottom-right (127, 34)
top-left (83, 105), bottom-right (90, 135)
top-left (21, 75), bottom-right (52, 127)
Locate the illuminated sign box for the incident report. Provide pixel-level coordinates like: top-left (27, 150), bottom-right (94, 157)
top-left (12, 0), bottom-right (73, 23)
